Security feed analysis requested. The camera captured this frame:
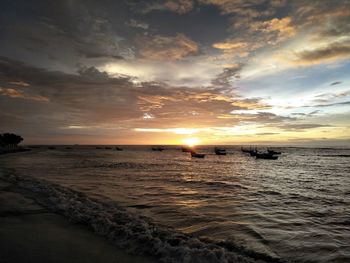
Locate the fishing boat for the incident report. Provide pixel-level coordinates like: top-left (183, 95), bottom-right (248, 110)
top-left (241, 147), bottom-right (251, 153)
top-left (241, 147), bottom-right (257, 156)
top-left (267, 149), bottom-right (281, 155)
top-left (214, 147), bottom-right (226, 155)
top-left (152, 146), bottom-right (164, 151)
top-left (115, 146), bottom-right (123, 151)
top-left (249, 149), bottom-right (258, 156)
top-left (190, 150), bottom-right (205, 158)
top-left (256, 152), bottom-right (278, 160)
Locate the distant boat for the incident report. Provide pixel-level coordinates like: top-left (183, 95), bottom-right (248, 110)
top-left (152, 146), bottom-right (164, 151)
top-left (190, 150), bottom-right (205, 158)
top-left (249, 150), bottom-right (258, 157)
top-left (214, 147), bottom-right (226, 155)
top-left (48, 146), bottom-right (56, 150)
top-left (267, 149), bottom-right (281, 155)
top-left (241, 147), bottom-right (251, 153)
top-left (241, 147), bottom-right (257, 155)
top-left (256, 152), bottom-right (278, 160)
top-left (114, 146), bottom-right (123, 151)
top-left (181, 146), bottom-right (192, 152)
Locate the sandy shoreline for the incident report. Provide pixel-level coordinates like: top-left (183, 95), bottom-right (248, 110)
top-left (0, 179), bottom-right (158, 263)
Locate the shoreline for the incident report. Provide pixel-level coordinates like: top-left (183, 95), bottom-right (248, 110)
top-left (0, 169), bottom-right (284, 263)
top-left (0, 148), bottom-right (293, 263)
top-left (0, 148), bottom-right (31, 155)
top-left (0, 177), bottom-right (158, 263)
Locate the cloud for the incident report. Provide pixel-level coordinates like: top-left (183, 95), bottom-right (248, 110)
top-left (8, 81), bottom-right (31, 87)
top-left (330, 81), bottom-right (342, 86)
top-left (250, 17), bottom-right (296, 43)
top-left (164, 0), bottom-right (194, 14)
top-left (213, 41), bottom-right (248, 50)
top-left (137, 0), bottom-right (194, 14)
top-left (295, 41), bottom-right (350, 64)
top-left (211, 64), bottom-right (242, 87)
top-left (0, 0), bottom-right (129, 67)
top-left (77, 66), bottom-right (109, 80)
top-left (0, 56), bottom-right (278, 133)
top-left (279, 123), bottom-right (333, 131)
top-left (313, 101), bottom-right (350, 108)
top-left (125, 19), bottom-right (149, 30)
top-left (139, 34), bottom-right (198, 61)
top-left (0, 87), bottom-right (49, 102)
top-left (200, 0), bottom-right (273, 16)
top-left (314, 90), bottom-right (350, 101)
top-left (212, 41), bottom-right (250, 57)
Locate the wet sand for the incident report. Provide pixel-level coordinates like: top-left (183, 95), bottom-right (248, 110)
top-left (0, 180), bottom-right (158, 263)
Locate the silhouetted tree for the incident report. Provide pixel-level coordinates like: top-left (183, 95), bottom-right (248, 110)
top-left (0, 134), bottom-right (4, 147)
top-left (0, 133), bottom-right (23, 150)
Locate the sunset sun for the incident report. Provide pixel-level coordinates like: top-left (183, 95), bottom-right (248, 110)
top-left (183, 137), bottom-right (200, 147)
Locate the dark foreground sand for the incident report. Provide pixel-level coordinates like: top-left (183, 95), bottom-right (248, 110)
top-left (0, 180), bottom-right (158, 263)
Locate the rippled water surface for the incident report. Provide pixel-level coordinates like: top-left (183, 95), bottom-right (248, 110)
top-left (1, 146), bottom-right (349, 262)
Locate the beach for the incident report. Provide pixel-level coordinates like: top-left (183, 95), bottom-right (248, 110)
top-left (0, 178), bottom-right (157, 263)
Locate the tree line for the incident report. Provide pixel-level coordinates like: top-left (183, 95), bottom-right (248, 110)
top-left (0, 133), bottom-right (23, 150)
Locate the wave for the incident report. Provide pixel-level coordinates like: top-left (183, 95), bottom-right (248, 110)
top-left (78, 161), bottom-right (161, 170)
top-left (0, 170), bottom-right (285, 263)
top-left (319, 154), bottom-right (350, 158)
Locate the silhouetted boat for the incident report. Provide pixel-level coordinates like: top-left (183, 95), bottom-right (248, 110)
top-left (256, 152), bottom-right (278, 160)
top-left (241, 147), bottom-right (257, 156)
top-left (214, 147), bottom-right (226, 155)
top-left (152, 146), bottom-right (164, 151)
top-left (249, 149), bottom-right (258, 156)
top-left (190, 150), bottom-right (205, 158)
top-left (241, 147), bottom-right (251, 153)
top-left (267, 149), bottom-right (281, 155)
top-left (48, 146), bottom-right (56, 150)
top-left (181, 146), bottom-right (192, 152)
top-left (114, 146), bottom-right (123, 151)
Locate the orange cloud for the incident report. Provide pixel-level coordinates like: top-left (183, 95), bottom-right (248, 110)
top-left (213, 41), bottom-right (248, 50)
top-left (251, 17), bottom-right (296, 43)
top-left (0, 87), bottom-right (49, 101)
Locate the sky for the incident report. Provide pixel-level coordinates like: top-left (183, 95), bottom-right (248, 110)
top-left (0, 0), bottom-right (349, 146)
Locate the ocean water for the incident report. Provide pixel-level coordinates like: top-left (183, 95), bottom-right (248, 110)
top-left (1, 146), bottom-right (349, 263)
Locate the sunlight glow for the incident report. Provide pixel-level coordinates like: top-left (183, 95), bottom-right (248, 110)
top-left (182, 137), bottom-right (200, 147)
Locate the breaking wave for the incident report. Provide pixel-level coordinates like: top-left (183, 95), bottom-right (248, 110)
top-left (0, 171), bottom-right (284, 263)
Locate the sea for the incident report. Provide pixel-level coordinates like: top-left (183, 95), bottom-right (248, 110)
top-left (0, 146), bottom-right (349, 263)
